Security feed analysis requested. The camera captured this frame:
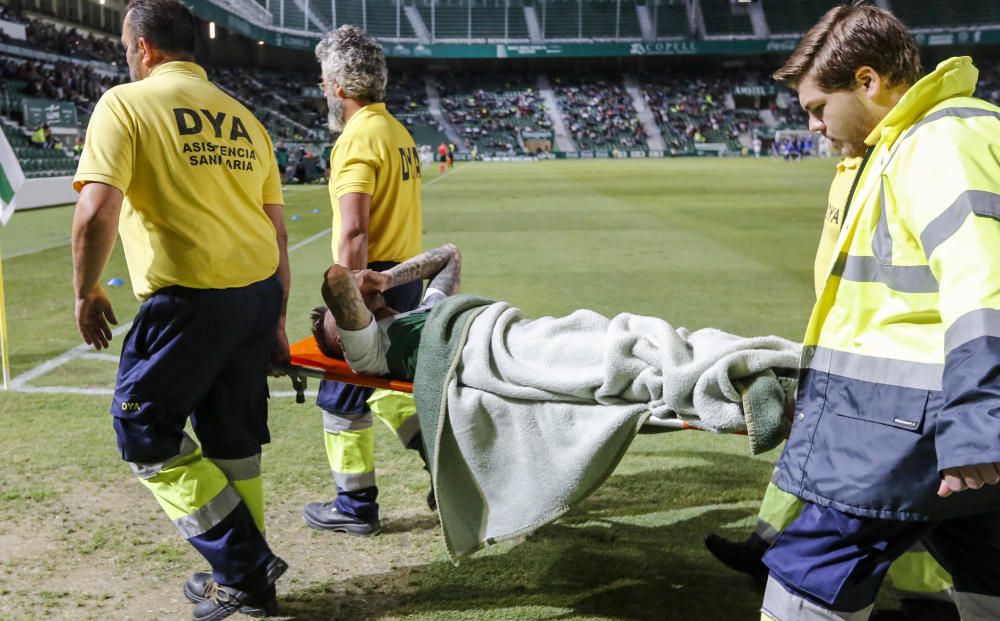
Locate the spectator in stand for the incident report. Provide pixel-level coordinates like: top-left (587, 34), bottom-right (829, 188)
top-left (43, 123), bottom-right (58, 149)
top-left (31, 124), bottom-right (46, 146)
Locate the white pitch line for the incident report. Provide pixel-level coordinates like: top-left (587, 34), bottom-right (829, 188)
top-left (422, 163), bottom-right (468, 189)
top-left (11, 385), bottom-right (114, 395)
top-left (270, 390), bottom-right (319, 399)
top-left (288, 227), bottom-right (332, 253)
top-left (80, 352), bottom-right (121, 362)
top-left (4, 240), bottom-right (73, 260)
top-left (10, 322), bottom-right (134, 389)
top-left (10, 384), bottom-right (317, 399)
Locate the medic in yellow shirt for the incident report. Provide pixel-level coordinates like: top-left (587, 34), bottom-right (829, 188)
top-left (71, 2), bottom-right (290, 618)
top-left (303, 25), bottom-right (430, 538)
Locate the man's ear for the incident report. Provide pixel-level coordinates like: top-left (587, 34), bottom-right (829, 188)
top-left (855, 66), bottom-right (882, 99)
top-left (335, 83), bottom-right (347, 100)
top-left (137, 36), bottom-right (158, 69)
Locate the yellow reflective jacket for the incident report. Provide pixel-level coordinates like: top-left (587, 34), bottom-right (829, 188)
top-left (776, 57), bottom-right (1000, 520)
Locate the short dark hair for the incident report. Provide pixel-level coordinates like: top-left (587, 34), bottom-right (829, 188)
top-left (772, 2), bottom-right (921, 90)
top-left (311, 306), bottom-right (343, 360)
top-left (126, 0), bottom-right (197, 54)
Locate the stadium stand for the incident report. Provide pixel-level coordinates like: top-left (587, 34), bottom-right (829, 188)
top-left (554, 76), bottom-right (646, 151)
top-left (364, 0), bottom-right (417, 39)
top-left (0, 52), bottom-right (120, 177)
top-left (652, 0), bottom-right (691, 38)
top-left (412, 0), bottom-right (526, 42)
top-left (700, 0), bottom-right (754, 37)
top-left (641, 70), bottom-right (764, 154)
top-left (891, 0), bottom-right (1000, 31)
top-left (22, 17), bottom-right (121, 62)
top-left (383, 72), bottom-right (449, 147)
top-left (437, 73), bottom-right (550, 154)
top-left (762, 0), bottom-right (841, 36)
top-left (541, 0), bottom-right (642, 40)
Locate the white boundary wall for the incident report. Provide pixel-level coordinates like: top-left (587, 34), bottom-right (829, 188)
top-left (16, 176), bottom-right (76, 210)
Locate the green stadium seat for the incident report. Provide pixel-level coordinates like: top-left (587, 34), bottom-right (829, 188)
top-left (700, 0), bottom-right (754, 36)
top-left (893, 0), bottom-right (1000, 29)
top-left (653, 0), bottom-right (689, 38)
top-left (762, 0), bottom-right (840, 35)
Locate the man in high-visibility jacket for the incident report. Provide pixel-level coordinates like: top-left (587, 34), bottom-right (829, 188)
top-left (760, 5), bottom-right (1000, 621)
top-left (706, 153), bottom-right (959, 619)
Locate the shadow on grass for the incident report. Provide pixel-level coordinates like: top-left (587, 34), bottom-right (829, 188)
top-left (279, 450), bottom-right (771, 620)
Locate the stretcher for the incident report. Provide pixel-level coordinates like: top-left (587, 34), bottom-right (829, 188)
top-left (285, 336), bottom-right (704, 432)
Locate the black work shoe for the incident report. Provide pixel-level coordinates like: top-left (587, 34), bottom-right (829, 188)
top-left (704, 533), bottom-right (769, 586)
top-left (186, 556), bottom-right (287, 620)
top-left (184, 574), bottom-right (275, 617)
top-left (302, 501), bottom-right (381, 536)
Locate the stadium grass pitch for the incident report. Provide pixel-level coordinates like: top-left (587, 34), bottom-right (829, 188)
top-left (0, 158), bottom-right (898, 620)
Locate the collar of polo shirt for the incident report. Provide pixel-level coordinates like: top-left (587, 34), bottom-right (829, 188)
top-left (149, 60), bottom-right (206, 80)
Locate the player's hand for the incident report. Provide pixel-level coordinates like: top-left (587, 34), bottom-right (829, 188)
top-left (354, 269), bottom-right (391, 295)
top-left (938, 462), bottom-right (1000, 497)
top-left (363, 290), bottom-right (386, 312)
top-left (270, 320), bottom-right (290, 375)
top-left (75, 285), bottom-right (117, 350)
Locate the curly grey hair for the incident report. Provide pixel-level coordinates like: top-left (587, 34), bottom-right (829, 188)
top-left (315, 25), bottom-right (387, 103)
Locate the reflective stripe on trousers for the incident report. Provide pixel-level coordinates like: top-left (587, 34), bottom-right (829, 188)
top-left (322, 391), bottom-right (419, 491)
top-left (324, 424), bottom-right (376, 492)
top-left (209, 453), bottom-right (265, 534)
top-left (128, 432), bottom-right (242, 538)
top-left (956, 592), bottom-right (1000, 621)
top-left (762, 577), bottom-right (874, 621)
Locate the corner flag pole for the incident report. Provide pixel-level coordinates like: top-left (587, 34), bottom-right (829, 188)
top-left (0, 241), bottom-right (9, 390)
top-left (0, 128), bottom-right (27, 390)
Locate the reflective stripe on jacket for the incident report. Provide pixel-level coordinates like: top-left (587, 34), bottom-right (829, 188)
top-left (776, 57), bottom-right (1000, 520)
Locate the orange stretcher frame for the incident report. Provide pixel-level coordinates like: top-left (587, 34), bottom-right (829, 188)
top-left (289, 336), bottom-right (414, 393)
top-left (286, 336), bottom-right (706, 432)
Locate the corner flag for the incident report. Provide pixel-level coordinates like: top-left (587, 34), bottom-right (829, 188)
top-left (0, 128), bottom-right (24, 225)
top-left (0, 128), bottom-right (23, 388)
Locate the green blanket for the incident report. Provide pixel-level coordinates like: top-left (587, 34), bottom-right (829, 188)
top-left (415, 295), bottom-right (797, 562)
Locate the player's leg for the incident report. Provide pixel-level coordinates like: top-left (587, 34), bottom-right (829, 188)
top-left (760, 502), bottom-right (927, 621)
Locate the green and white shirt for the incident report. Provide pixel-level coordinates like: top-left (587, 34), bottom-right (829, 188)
top-left (338, 288), bottom-right (447, 380)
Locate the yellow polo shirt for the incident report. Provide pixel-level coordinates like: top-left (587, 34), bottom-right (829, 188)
top-left (329, 102), bottom-right (422, 263)
top-left (813, 156), bottom-right (862, 297)
top-left (74, 61), bottom-right (282, 300)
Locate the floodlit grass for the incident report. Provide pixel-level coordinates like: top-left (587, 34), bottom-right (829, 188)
top-left (0, 158), bottom-right (890, 619)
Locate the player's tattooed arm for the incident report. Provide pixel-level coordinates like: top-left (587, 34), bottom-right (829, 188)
top-left (379, 244), bottom-right (456, 291)
top-left (321, 265), bottom-right (374, 331)
top-left (427, 244), bottom-right (461, 296)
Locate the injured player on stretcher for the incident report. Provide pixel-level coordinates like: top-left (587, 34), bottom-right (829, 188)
top-left (311, 244), bottom-right (801, 560)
